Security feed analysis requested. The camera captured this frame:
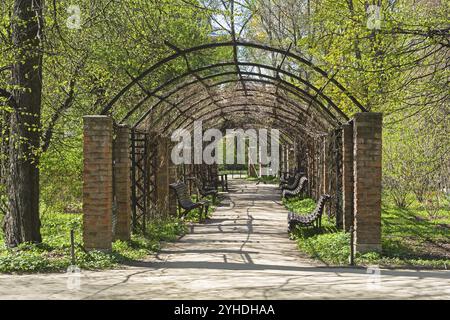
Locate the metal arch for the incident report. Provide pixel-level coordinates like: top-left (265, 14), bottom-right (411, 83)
top-left (179, 107), bottom-right (316, 136)
top-left (175, 106), bottom-right (320, 139)
top-left (194, 112), bottom-right (310, 147)
top-left (162, 100), bottom-right (327, 137)
top-left (153, 89), bottom-right (330, 135)
top-left (133, 77), bottom-right (339, 132)
top-left (133, 74), bottom-right (342, 129)
top-left (164, 41), bottom-right (224, 118)
top-left (123, 60), bottom-right (348, 126)
top-left (124, 64), bottom-right (340, 126)
top-left (166, 103), bottom-right (308, 139)
top-left (213, 125), bottom-right (297, 147)
top-left (132, 69), bottom-right (344, 129)
top-left (168, 103), bottom-right (314, 135)
top-left (101, 41), bottom-right (367, 119)
top-left (210, 121), bottom-right (297, 146)
top-left (189, 115), bottom-right (303, 143)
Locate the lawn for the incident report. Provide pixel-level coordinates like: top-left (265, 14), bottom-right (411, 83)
top-left (246, 175), bottom-right (280, 184)
top-left (0, 212), bottom-right (186, 273)
top-left (184, 194), bottom-right (218, 222)
top-left (285, 196), bottom-right (450, 269)
top-left (0, 193), bottom-right (222, 273)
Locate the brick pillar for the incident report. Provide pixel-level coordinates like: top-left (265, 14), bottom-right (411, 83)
top-left (341, 123), bottom-right (354, 232)
top-left (83, 116), bottom-right (113, 251)
top-left (156, 137), bottom-right (170, 216)
top-left (113, 125), bottom-right (131, 241)
top-left (353, 112), bottom-right (382, 253)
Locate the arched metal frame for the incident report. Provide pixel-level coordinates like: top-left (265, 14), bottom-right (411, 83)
top-left (146, 81), bottom-right (332, 135)
top-left (101, 41), bottom-right (366, 135)
top-left (103, 41), bottom-right (366, 233)
top-left (126, 65), bottom-right (345, 128)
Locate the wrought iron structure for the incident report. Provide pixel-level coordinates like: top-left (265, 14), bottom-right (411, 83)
top-left (130, 129), bottom-right (157, 233)
top-left (100, 39), bottom-right (367, 232)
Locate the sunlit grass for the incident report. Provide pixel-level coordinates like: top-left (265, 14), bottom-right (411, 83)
top-left (286, 196), bottom-right (450, 269)
top-left (0, 213), bottom-right (186, 273)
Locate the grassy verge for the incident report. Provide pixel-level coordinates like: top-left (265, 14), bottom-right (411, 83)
top-left (0, 191), bottom-right (223, 273)
top-left (286, 197), bottom-right (450, 269)
top-left (0, 213), bottom-right (186, 273)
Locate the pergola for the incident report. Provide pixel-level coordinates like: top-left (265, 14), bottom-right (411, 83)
top-left (82, 40), bottom-right (382, 254)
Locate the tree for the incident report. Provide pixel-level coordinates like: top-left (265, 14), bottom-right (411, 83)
top-left (1, 0), bottom-right (43, 246)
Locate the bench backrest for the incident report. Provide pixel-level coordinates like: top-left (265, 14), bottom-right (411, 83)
top-left (294, 177), bottom-right (308, 192)
top-left (169, 182), bottom-right (194, 209)
top-left (286, 172), bottom-right (302, 189)
top-left (187, 176), bottom-right (208, 194)
top-left (311, 194), bottom-right (331, 218)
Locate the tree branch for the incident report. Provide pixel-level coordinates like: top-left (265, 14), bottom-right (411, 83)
top-left (41, 79), bottom-right (76, 153)
top-left (0, 88), bottom-right (17, 110)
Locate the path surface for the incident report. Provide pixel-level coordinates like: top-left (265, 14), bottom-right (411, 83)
top-left (0, 180), bottom-right (449, 299)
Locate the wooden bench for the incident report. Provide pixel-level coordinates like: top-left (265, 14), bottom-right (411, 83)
top-left (279, 170), bottom-right (304, 188)
top-left (287, 194), bottom-right (331, 232)
top-left (169, 182), bottom-right (209, 222)
top-left (186, 176), bottom-right (218, 203)
top-left (280, 172), bottom-right (302, 192)
top-left (282, 177), bottom-right (308, 198)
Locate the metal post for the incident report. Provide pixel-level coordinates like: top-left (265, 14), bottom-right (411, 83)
top-left (70, 229), bottom-right (75, 265)
top-left (349, 225), bottom-right (355, 266)
top-left (142, 133), bottom-right (148, 235)
top-left (131, 130), bottom-right (137, 233)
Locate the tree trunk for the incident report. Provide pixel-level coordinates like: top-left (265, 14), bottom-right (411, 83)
top-left (3, 0), bottom-right (43, 247)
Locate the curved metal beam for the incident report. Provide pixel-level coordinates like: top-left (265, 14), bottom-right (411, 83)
top-left (124, 61), bottom-right (347, 125)
top-left (163, 101), bottom-right (326, 137)
top-left (101, 41), bottom-right (366, 117)
top-left (133, 76), bottom-right (341, 129)
top-left (154, 89), bottom-right (329, 134)
top-left (173, 105), bottom-right (319, 139)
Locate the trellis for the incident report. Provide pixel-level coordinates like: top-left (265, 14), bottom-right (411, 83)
top-left (98, 40), bottom-right (368, 234)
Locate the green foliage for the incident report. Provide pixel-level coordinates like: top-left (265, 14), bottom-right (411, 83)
top-left (287, 196), bottom-right (450, 269)
top-left (297, 231), bottom-right (351, 265)
top-left (39, 133), bottom-right (83, 214)
top-left (0, 213), bottom-right (186, 273)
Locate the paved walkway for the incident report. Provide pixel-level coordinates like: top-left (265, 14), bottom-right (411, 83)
top-left (0, 180), bottom-right (449, 299)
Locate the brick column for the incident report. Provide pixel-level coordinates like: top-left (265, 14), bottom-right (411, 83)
top-left (341, 123), bottom-right (354, 232)
top-left (113, 125), bottom-right (131, 241)
top-left (353, 112), bottom-right (382, 253)
top-left (83, 116), bottom-right (113, 251)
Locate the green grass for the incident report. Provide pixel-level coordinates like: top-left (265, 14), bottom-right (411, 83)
top-left (286, 196), bottom-right (450, 269)
top-left (184, 194), bottom-right (218, 222)
top-left (283, 197), bottom-right (316, 215)
top-left (0, 213), bottom-right (186, 273)
top-left (0, 191), bottom-right (223, 274)
top-left (246, 175), bottom-right (280, 184)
